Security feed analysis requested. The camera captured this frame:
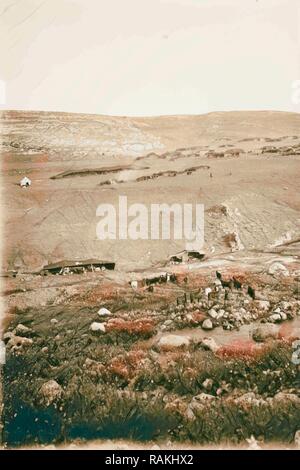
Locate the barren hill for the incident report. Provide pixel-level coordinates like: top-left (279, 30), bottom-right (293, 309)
top-left (1, 110), bottom-right (300, 271)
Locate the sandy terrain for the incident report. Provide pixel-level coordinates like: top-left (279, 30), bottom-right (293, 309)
top-left (1, 110), bottom-right (300, 272)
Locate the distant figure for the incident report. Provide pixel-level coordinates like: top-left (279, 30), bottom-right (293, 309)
top-left (216, 271), bottom-right (222, 280)
top-left (210, 172), bottom-right (213, 178)
top-left (247, 286), bottom-right (255, 300)
top-left (233, 277), bottom-right (242, 289)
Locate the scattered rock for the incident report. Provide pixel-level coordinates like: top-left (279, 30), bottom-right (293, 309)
top-left (14, 324), bottom-right (31, 336)
top-left (90, 322), bottom-right (106, 333)
top-left (268, 262), bottom-right (289, 276)
top-left (202, 378), bottom-right (213, 391)
top-left (202, 319), bottom-right (213, 330)
top-left (50, 318), bottom-right (58, 325)
top-left (269, 313), bottom-right (282, 323)
top-left (208, 308), bottom-right (218, 319)
top-left (39, 380), bottom-right (63, 406)
top-left (256, 300), bottom-right (270, 311)
top-left (246, 435), bottom-right (261, 450)
top-left (3, 331), bottom-right (15, 343)
top-left (6, 335), bottom-right (33, 353)
top-left (201, 337), bottom-right (220, 353)
top-left (98, 307), bottom-right (112, 317)
top-left (189, 393), bottom-right (216, 410)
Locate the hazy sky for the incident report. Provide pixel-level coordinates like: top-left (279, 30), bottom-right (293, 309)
top-left (0, 0), bottom-right (300, 115)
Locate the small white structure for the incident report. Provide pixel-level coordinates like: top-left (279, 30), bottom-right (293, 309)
top-left (130, 280), bottom-right (138, 289)
top-left (20, 176), bottom-right (31, 188)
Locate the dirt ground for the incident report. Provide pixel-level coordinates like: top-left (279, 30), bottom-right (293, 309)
top-left (0, 110), bottom-right (300, 449)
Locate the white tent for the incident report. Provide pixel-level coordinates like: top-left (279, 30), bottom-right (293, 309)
top-left (20, 176), bottom-right (31, 187)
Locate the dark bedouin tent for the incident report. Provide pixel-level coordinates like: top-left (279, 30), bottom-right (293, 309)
top-left (41, 259), bottom-right (115, 275)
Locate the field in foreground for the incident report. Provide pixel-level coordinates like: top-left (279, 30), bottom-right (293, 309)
top-left (1, 261), bottom-right (300, 448)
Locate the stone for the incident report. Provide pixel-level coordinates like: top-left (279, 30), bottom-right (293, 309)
top-left (202, 378), bottom-right (213, 391)
top-left (268, 262), bottom-right (289, 276)
top-left (3, 331), bottom-right (15, 343)
top-left (157, 334), bottom-right (190, 350)
top-left (202, 319), bottom-right (213, 330)
top-left (269, 313), bottom-right (281, 323)
top-left (7, 335), bottom-right (33, 353)
top-left (90, 322), bottom-right (106, 333)
top-left (246, 435), bottom-right (261, 450)
top-left (14, 324), bottom-right (31, 336)
top-left (98, 307), bottom-right (112, 317)
top-left (50, 318), bottom-right (58, 324)
top-left (201, 337), bottom-right (220, 353)
top-left (208, 308), bottom-right (218, 319)
top-left (256, 300), bottom-right (270, 311)
top-left (280, 312), bottom-right (287, 321)
top-left (39, 380), bottom-right (63, 406)
top-left (191, 393), bottom-right (216, 405)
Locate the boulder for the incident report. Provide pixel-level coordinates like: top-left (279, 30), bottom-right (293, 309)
top-left (246, 436), bottom-right (261, 450)
top-left (90, 322), bottom-right (106, 333)
top-left (14, 324), bottom-right (31, 336)
top-left (202, 378), bottom-right (213, 391)
top-left (208, 308), bottom-right (218, 319)
top-left (6, 335), bottom-right (33, 353)
top-left (268, 262), bottom-right (289, 276)
top-left (256, 300), bottom-right (270, 311)
top-left (201, 337), bottom-right (220, 353)
top-left (39, 380), bottom-right (63, 406)
top-left (202, 319), bottom-right (213, 330)
top-left (269, 313), bottom-right (282, 323)
top-left (190, 393), bottom-right (216, 407)
top-left (3, 331), bottom-right (15, 343)
top-left (157, 334), bottom-right (190, 350)
top-left (98, 307), bottom-right (112, 317)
